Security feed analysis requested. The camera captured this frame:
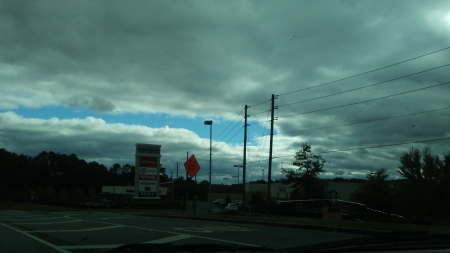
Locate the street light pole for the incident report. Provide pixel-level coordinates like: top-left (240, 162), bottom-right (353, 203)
top-left (204, 120), bottom-right (213, 213)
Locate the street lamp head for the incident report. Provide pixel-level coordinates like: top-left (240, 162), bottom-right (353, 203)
top-left (234, 165), bottom-right (242, 167)
top-left (204, 120), bottom-right (213, 125)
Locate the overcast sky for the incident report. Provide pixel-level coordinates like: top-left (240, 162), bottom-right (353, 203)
top-left (1, 0), bottom-right (449, 184)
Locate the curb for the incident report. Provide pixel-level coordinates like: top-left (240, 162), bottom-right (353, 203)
top-left (116, 211), bottom-right (388, 236)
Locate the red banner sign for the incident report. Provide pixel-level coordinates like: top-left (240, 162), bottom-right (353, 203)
top-left (139, 175), bottom-right (157, 180)
top-left (140, 157), bottom-right (157, 167)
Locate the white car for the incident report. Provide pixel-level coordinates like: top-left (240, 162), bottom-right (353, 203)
top-left (225, 203), bottom-right (238, 211)
top-left (213, 199), bottom-right (225, 204)
top-left (232, 200), bottom-right (242, 206)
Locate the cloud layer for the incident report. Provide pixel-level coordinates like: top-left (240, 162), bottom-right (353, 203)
top-left (1, 0), bottom-right (450, 182)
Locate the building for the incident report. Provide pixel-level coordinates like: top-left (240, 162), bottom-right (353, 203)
top-left (243, 181), bottom-right (360, 201)
top-left (101, 182), bottom-right (174, 205)
top-left (245, 183), bottom-right (294, 200)
top-left (323, 181), bottom-right (360, 201)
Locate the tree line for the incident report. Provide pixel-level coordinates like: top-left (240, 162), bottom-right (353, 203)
top-left (282, 143), bottom-right (450, 223)
top-left (0, 148), bottom-right (241, 206)
top-left (0, 149), bottom-right (170, 205)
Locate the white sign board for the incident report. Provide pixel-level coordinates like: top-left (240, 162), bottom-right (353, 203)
top-left (140, 167), bottom-right (157, 175)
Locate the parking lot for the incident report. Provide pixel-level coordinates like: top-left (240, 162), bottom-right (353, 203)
top-left (0, 209), bottom-right (357, 252)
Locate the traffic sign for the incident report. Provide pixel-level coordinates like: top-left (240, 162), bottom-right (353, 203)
top-left (184, 155), bottom-right (200, 178)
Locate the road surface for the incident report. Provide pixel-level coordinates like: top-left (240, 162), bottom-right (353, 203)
top-left (0, 209), bottom-right (357, 252)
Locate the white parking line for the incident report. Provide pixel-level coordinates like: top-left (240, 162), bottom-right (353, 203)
top-left (64, 214), bottom-right (80, 218)
top-left (75, 218), bottom-right (261, 247)
top-left (15, 220), bottom-right (83, 225)
top-left (145, 234), bottom-right (192, 244)
top-left (0, 222), bottom-right (71, 253)
top-left (174, 226), bottom-right (259, 233)
top-left (194, 235), bottom-right (260, 247)
top-left (0, 215), bottom-right (43, 219)
top-left (28, 225), bottom-right (124, 233)
top-left (4, 217), bottom-right (63, 221)
top-left (60, 244), bottom-right (123, 249)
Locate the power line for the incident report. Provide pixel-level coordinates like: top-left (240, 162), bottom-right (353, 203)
top-left (194, 108), bottom-right (244, 159)
top-left (215, 166), bottom-right (236, 174)
top-left (273, 137), bottom-right (450, 159)
top-left (248, 109), bottom-right (271, 116)
top-left (278, 46), bottom-right (450, 96)
top-left (206, 127), bottom-right (246, 173)
top-left (252, 110), bottom-right (271, 175)
top-left (215, 118), bottom-right (244, 144)
top-left (195, 118), bottom-right (244, 159)
top-left (246, 111), bottom-right (270, 180)
top-left (213, 126), bottom-right (244, 154)
top-left (214, 108), bottom-right (244, 140)
top-left (277, 81), bottom-right (450, 119)
top-left (248, 158), bottom-right (270, 164)
top-left (251, 119), bottom-right (271, 124)
top-left (273, 106), bottom-right (450, 136)
top-left (249, 99), bottom-right (271, 107)
top-left (278, 63), bottom-right (450, 108)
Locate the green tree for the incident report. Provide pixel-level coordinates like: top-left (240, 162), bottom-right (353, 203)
top-left (350, 168), bottom-right (394, 212)
top-left (282, 143), bottom-right (326, 199)
top-left (199, 180), bottom-right (210, 185)
top-left (159, 165), bottom-right (170, 183)
top-left (88, 188), bottom-right (98, 202)
top-left (398, 147), bottom-right (443, 181)
top-left (396, 147), bottom-right (450, 222)
top-left (59, 188), bottom-right (68, 204)
top-left (110, 163), bottom-right (121, 174)
top-left (117, 164), bottom-right (134, 186)
top-left (72, 187), bottom-right (85, 204)
top-left (45, 186), bottom-right (57, 204)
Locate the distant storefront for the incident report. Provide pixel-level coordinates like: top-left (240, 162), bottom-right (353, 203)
top-left (244, 181), bottom-right (360, 201)
top-left (323, 182), bottom-right (360, 201)
top-left (101, 182), bottom-right (173, 204)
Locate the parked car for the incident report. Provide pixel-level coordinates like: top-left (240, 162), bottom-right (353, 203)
top-left (225, 203), bottom-right (238, 211)
top-left (213, 199), bottom-right (225, 204)
top-left (232, 200), bottom-right (242, 206)
top-left (213, 199), bottom-right (229, 207)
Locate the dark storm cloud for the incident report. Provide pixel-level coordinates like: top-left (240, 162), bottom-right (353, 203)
top-left (67, 96), bottom-right (115, 113)
top-left (1, 0), bottom-right (450, 179)
top-left (1, 0), bottom-right (446, 115)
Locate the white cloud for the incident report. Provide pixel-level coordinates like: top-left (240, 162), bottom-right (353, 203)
top-left (1, 0), bottom-right (450, 182)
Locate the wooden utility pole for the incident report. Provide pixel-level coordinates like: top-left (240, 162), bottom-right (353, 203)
top-left (242, 105), bottom-right (249, 215)
top-left (266, 94), bottom-right (277, 216)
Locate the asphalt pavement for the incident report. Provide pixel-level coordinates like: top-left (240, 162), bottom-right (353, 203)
top-left (0, 209), bottom-right (358, 253)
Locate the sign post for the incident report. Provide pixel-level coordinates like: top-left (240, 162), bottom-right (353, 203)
top-left (133, 143), bottom-right (161, 206)
top-left (184, 155), bottom-right (200, 214)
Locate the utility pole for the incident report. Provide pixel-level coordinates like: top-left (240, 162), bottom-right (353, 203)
top-left (184, 151), bottom-right (189, 214)
top-left (204, 120), bottom-right (213, 213)
top-left (175, 162), bottom-right (178, 204)
top-left (267, 94), bottom-right (277, 216)
top-left (242, 104), bottom-right (249, 215)
top-left (262, 169), bottom-right (264, 180)
top-left (194, 163), bottom-right (197, 214)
